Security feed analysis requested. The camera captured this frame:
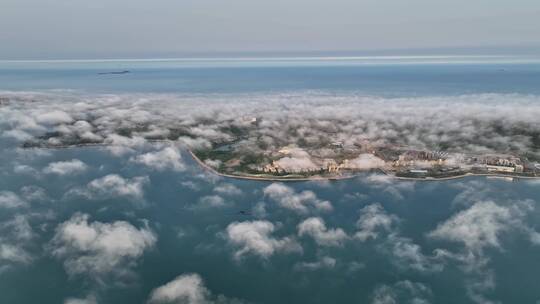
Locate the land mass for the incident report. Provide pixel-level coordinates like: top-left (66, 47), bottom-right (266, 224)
top-left (17, 112), bottom-right (540, 181)
top-left (189, 145), bottom-right (540, 182)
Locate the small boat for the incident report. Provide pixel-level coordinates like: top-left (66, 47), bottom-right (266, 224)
top-left (98, 70), bottom-right (130, 75)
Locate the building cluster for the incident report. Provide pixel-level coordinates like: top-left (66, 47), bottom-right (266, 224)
top-left (481, 155), bottom-right (524, 173)
top-left (257, 158), bottom-right (343, 174)
top-left (394, 150), bottom-right (447, 167)
top-left (252, 144), bottom-right (533, 177)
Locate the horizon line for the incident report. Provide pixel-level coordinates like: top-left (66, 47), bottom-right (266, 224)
top-left (2, 54), bottom-right (540, 64)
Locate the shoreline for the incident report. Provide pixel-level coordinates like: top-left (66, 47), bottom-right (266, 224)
top-left (20, 143), bottom-right (540, 182)
top-left (188, 150), bottom-right (540, 182)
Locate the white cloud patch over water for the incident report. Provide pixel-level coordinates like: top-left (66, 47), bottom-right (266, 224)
top-left (0, 191), bottom-right (28, 209)
top-left (64, 295), bottom-right (98, 304)
top-left (147, 273), bottom-right (242, 304)
top-left (297, 217), bottom-right (348, 247)
top-left (384, 234), bottom-right (443, 273)
top-left (263, 183), bottom-right (332, 214)
top-left (68, 174), bottom-right (149, 202)
top-left (225, 220), bottom-right (302, 260)
top-left (352, 203), bottom-right (442, 273)
top-left (50, 213), bottom-right (156, 281)
top-left (427, 199), bottom-right (540, 303)
top-left (13, 164), bottom-right (41, 176)
top-left (429, 200), bottom-right (524, 252)
top-left (130, 146), bottom-right (185, 172)
top-left (20, 185), bottom-right (50, 202)
top-left (43, 159), bottom-right (88, 175)
top-left (371, 280), bottom-right (432, 304)
top-left (148, 273), bottom-right (210, 304)
top-left (360, 175), bottom-right (416, 201)
top-left (0, 215), bottom-right (35, 269)
top-left (197, 195), bottom-right (228, 209)
top-left (355, 203), bottom-right (397, 241)
top-left (213, 183), bottom-right (243, 196)
top-left (294, 256), bottom-right (337, 271)
top-left (0, 244), bottom-right (33, 266)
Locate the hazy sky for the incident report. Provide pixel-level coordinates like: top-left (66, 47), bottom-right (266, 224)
top-left (1, 0), bottom-right (539, 59)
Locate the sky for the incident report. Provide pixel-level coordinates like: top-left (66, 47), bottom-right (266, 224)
top-left (1, 0), bottom-right (540, 59)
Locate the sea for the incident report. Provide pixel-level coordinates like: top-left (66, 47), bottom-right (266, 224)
top-left (1, 56), bottom-right (540, 304)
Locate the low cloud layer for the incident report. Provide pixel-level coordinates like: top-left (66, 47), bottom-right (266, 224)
top-left (2, 91), bottom-right (540, 162)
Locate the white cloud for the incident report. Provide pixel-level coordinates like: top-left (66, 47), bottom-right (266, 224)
top-left (64, 295), bottom-right (97, 304)
top-left (252, 201), bottom-right (267, 218)
top-left (20, 185), bottom-right (50, 202)
top-left (1, 215), bottom-right (35, 241)
top-left (225, 220), bottom-right (302, 260)
top-left (197, 195), bottom-right (227, 208)
top-left (347, 153), bottom-right (386, 170)
top-left (0, 215), bottom-right (35, 267)
top-left (371, 280), bottom-right (432, 304)
top-left (50, 213), bottom-right (156, 280)
top-left (2, 129), bottom-right (33, 141)
top-left (297, 217), bottom-right (348, 247)
top-left (70, 174), bottom-right (149, 201)
top-left (294, 256), bottom-right (336, 271)
top-left (147, 273), bottom-right (210, 304)
top-left (0, 191), bottom-right (27, 209)
top-left (355, 203), bottom-right (396, 241)
top-left (0, 244), bottom-right (33, 264)
top-left (353, 204), bottom-right (441, 274)
top-left (178, 137), bottom-right (211, 151)
top-left (180, 181), bottom-right (201, 191)
top-left (147, 273), bottom-right (241, 304)
top-left (43, 159), bottom-right (88, 175)
top-left (361, 174), bottom-right (415, 201)
top-left (130, 146), bottom-right (185, 171)
top-left (13, 164), bottom-right (40, 176)
top-left (213, 183), bottom-right (242, 196)
top-left (263, 183), bottom-right (332, 214)
top-left (204, 159), bottom-right (222, 169)
top-left (384, 234), bottom-right (443, 273)
top-left (427, 200), bottom-right (537, 304)
top-left (428, 201), bottom-right (516, 252)
top-left (5, 91), bottom-right (540, 164)
top-left (104, 134), bottom-right (148, 156)
top-left (35, 110), bottom-right (73, 125)
top-left (273, 156), bottom-right (318, 173)
top-left (364, 174), bottom-right (395, 185)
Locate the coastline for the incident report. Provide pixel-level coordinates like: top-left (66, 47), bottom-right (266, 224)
top-left (188, 150), bottom-right (540, 182)
top-left (21, 143), bottom-right (540, 182)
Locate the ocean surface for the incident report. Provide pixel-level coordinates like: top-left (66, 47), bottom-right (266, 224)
top-left (1, 56), bottom-right (540, 304)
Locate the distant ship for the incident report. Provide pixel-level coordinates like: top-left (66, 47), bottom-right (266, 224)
top-left (98, 70), bottom-right (130, 75)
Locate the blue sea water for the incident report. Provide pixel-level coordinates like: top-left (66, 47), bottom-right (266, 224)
top-left (1, 56), bottom-right (540, 304)
top-left (1, 56), bottom-right (540, 95)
